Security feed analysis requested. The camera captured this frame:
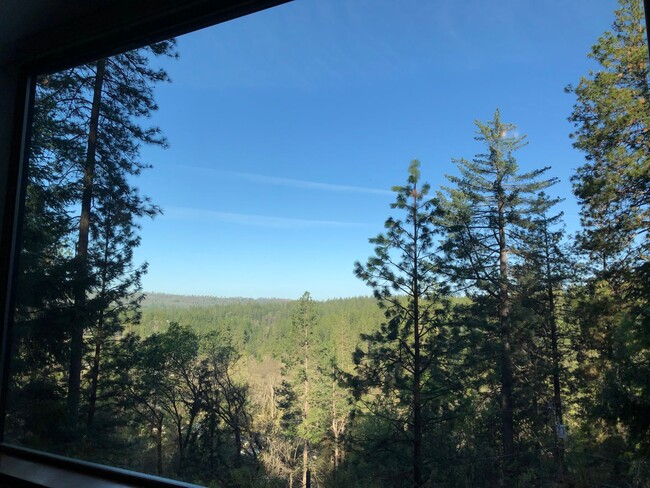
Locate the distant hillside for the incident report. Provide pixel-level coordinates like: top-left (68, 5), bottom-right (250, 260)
top-left (140, 292), bottom-right (292, 309)
top-left (131, 294), bottom-right (382, 359)
top-left (133, 294), bottom-right (467, 361)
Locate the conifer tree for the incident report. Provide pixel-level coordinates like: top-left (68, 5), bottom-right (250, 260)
top-left (26, 41), bottom-right (177, 427)
top-left (290, 291), bottom-right (330, 487)
top-left (10, 76), bottom-right (77, 428)
top-left (566, 0), bottom-right (650, 464)
top-left (566, 0), bottom-right (648, 274)
top-left (273, 378), bottom-right (303, 487)
top-left (85, 173), bottom-right (152, 427)
top-left (353, 160), bottom-right (454, 487)
top-left (436, 111), bottom-right (557, 482)
top-left (514, 192), bottom-right (569, 481)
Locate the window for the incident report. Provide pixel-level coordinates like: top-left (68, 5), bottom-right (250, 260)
top-left (2, 1), bottom-right (649, 487)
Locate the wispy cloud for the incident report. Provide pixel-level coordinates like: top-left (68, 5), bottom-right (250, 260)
top-left (163, 206), bottom-right (369, 229)
top-left (177, 165), bottom-right (392, 196)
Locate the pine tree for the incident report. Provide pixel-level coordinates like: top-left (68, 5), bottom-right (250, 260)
top-left (566, 0), bottom-right (649, 274)
top-left (9, 76), bottom-right (76, 430)
top-left (514, 192), bottom-right (569, 481)
top-left (353, 160), bottom-right (455, 487)
top-left (85, 173), bottom-right (154, 427)
top-left (25, 41), bottom-right (177, 427)
top-left (273, 378), bottom-right (303, 487)
top-left (290, 291), bottom-right (330, 487)
top-left (566, 0), bottom-right (650, 465)
top-left (436, 111), bottom-right (557, 482)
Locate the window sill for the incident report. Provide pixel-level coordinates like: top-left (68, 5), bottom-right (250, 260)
top-left (0, 444), bottom-right (203, 488)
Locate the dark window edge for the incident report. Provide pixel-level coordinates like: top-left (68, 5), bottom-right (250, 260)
top-left (1, 0), bottom-right (292, 75)
top-left (0, 443), bottom-right (204, 488)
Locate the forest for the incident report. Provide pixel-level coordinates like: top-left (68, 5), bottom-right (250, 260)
top-left (6, 0), bottom-right (649, 487)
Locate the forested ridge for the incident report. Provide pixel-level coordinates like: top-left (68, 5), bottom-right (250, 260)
top-left (135, 294), bottom-right (381, 356)
top-left (7, 0), bottom-right (649, 487)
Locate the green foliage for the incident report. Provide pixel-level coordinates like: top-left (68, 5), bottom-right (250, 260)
top-left (567, 0), bottom-right (649, 270)
top-left (352, 160), bottom-right (460, 486)
top-left (437, 109), bottom-right (559, 297)
top-left (8, 40), bottom-right (177, 445)
top-left (565, 0), bottom-right (650, 477)
top-left (121, 294), bottom-right (381, 485)
top-left (436, 110), bottom-right (560, 483)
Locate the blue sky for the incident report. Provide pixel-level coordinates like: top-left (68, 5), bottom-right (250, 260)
top-left (134, 0), bottom-right (616, 299)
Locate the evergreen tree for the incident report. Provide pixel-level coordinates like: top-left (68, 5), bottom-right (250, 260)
top-left (19, 41), bottom-right (177, 428)
top-left (7, 75), bottom-right (79, 443)
top-left (353, 160), bottom-right (455, 487)
top-left (436, 111), bottom-right (557, 482)
top-left (85, 173), bottom-right (152, 427)
top-left (273, 378), bottom-right (303, 487)
top-left (566, 0), bottom-right (649, 273)
top-left (288, 292), bottom-right (330, 487)
top-left (566, 0), bottom-right (650, 468)
top-left (513, 192), bottom-right (570, 481)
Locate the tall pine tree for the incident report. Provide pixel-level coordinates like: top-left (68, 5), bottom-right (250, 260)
top-left (436, 111), bottom-right (558, 483)
top-left (567, 0), bottom-right (649, 274)
top-left (513, 192), bottom-right (569, 481)
top-left (566, 0), bottom-right (650, 465)
top-left (353, 160), bottom-right (455, 487)
top-left (11, 40), bottom-right (177, 439)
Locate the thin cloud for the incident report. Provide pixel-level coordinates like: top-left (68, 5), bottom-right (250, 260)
top-left (163, 206), bottom-right (369, 229)
top-left (176, 165), bottom-right (392, 196)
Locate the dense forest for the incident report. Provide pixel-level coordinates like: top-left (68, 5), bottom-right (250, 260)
top-left (7, 0), bottom-right (649, 487)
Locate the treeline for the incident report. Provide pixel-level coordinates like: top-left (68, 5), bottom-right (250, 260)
top-left (6, 0), bottom-right (649, 487)
top-left (140, 293), bottom-right (291, 309)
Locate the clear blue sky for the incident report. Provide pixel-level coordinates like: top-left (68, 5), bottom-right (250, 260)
top-left (134, 0), bottom-right (616, 299)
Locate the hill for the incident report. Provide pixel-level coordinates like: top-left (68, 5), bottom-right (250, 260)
top-left (132, 293), bottom-right (382, 361)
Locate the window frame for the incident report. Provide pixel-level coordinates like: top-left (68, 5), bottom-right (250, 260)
top-left (1, 1), bottom-right (649, 486)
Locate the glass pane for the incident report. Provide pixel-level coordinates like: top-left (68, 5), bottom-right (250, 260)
top-left (8, 0), bottom-right (648, 486)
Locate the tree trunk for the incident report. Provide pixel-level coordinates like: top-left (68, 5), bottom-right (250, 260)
top-left (86, 339), bottom-right (101, 426)
top-left (498, 193), bottom-right (515, 483)
top-left (332, 380), bottom-right (340, 468)
top-left (87, 219), bottom-right (110, 428)
top-left (334, 433), bottom-right (339, 468)
top-left (176, 418), bottom-right (184, 472)
top-left (67, 58), bottom-right (106, 427)
top-left (234, 419), bottom-right (242, 466)
top-left (545, 224), bottom-right (564, 482)
top-left (302, 442), bottom-right (308, 488)
top-left (156, 414), bottom-right (164, 476)
top-left (550, 286), bottom-right (565, 482)
top-left (411, 188), bottom-right (423, 487)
